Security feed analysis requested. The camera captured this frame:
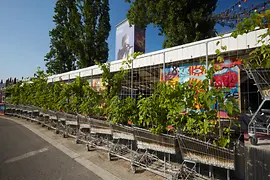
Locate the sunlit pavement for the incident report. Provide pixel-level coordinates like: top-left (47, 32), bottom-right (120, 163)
top-left (0, 116), bottom-right (162, 180)
top-left (0, 116), bottom-right (102, 180)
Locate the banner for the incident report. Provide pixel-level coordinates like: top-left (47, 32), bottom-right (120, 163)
top-left (115, 19), bottom-right (145, 60)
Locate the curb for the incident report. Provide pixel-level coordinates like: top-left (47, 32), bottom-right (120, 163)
top-left (2, 116), bottom-right (122, 180)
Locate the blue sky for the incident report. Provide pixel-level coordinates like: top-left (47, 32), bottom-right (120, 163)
top-left (0, 0), bottom-right (265, 81)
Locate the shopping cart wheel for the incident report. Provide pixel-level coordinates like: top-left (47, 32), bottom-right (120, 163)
top-left (41, 123), bottom-right (45, 127)
top-left (108, 152), bottom-right (111, 161)
top-left (86, 144), bottom-right (90, 151)
top-left (131, 164), bottom-right (136, 174)
top-left (250, 136), bottom-right (258, 145)
top-left (172, 172), bottom-right (180, 180)
top-left (55, 129), bottom-right (59, 134)
top-left (75, 138), bottom-right (80, 144)
top-left (47, 126), bottom-right (50, 130)
top-left (86, 144), bottom-right (91, 151)
top-left (63, 133), bottom-right (67, 138)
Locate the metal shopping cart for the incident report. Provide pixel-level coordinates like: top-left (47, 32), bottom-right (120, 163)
top-left (244, 66), bottom-right (270, 145)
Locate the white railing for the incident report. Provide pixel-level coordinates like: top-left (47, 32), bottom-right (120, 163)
top-left (47, 28), bottom-right (267, 83)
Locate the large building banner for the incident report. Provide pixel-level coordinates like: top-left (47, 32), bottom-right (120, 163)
top-left (115, 19), bottom-right (145, 60)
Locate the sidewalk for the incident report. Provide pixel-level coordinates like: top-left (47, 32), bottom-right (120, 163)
top-left (3, 116), bottom-right (163, 180)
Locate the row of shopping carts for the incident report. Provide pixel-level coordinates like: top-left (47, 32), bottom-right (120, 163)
top-left (5, 105), bottom-right (184, 179)
top-left (5, 104), bottom-right (235, 179)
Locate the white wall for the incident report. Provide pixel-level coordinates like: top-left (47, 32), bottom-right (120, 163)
top-left (48, 29), bottom-right (267, 83)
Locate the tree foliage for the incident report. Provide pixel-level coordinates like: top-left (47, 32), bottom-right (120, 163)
top-left (45, 0), bottom-right (111, 73)
top-left (7, 50), bottom-right (241, 148)
top-left (137, 63), bottom-right (239, 147)
top-left (125, 0), bottom-right (217, 48)
top-left (45, 0), bottom-right (77, 74)
top-left (76, 0), bottom-right (111, 68)
top-left (232, 10), bottom-right (270, 68)
top-left (7, 10), bottom-right (270, 149)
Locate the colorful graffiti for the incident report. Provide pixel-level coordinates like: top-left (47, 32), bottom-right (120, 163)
top-left (179, 63), bottom-right (206, 84)
top-left (213, 60), bottom-right (241, 118)
top-left (213, 60), bottom-right (241, 100)
top-left (88, 78), bottom-right (104, 91)
top-left (162, 66), bottom-right (179, 82)
top-left (161, 59), bottom-right (242, 118)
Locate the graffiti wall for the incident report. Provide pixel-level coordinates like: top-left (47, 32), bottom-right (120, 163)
top-left (88, 77), bottom-right (104, 91)
top-left (213, 60), bottom-right (241, 97)
top-left (179, 63), bottom-right (206, 84)
top-left (161, 66), bottom-right (180, 85)
top-left (161, 59), bottom-right (242, 118)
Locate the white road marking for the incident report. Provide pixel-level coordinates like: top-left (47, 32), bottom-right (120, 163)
top-left (3, 116), bottom-right (121, 180)
top-left (5, 147), bottom-right (48, 164)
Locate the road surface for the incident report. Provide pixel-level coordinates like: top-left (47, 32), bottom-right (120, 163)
top-left (0, 117), bottom-right (102, 180)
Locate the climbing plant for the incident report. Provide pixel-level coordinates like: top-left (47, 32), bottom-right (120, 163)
top-left (57, 82), bottom-right (72, 113)
top-left (30, 67), bottom-right (50, 109)
top-left (69, 77), bottom-right (88, 113)
top-left (107, 96), bottom-right (138, 125)
top-left (79, 83), bottom-right (101, 116)
top-left (97, 52), bottom-right (143, 119)
top-left (5, 51), bottom-right (241, 147)
top-left (137, 60), bottom-right (240, 147)
top-left (231, 10), bottom-right (270, 68)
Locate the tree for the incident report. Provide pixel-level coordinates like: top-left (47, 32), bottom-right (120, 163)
top-left (232, 11), bottom-right (270, 68)
top-left (76, 0), bottom-right (111, 68)
top-left (45, 0), bottom-right (77, 74)
top-left (65, 0), bottom-right (82, 67)
top-left (5, 79), bottom-right (9, 87)
top-left (95, 0), bottom-right (111, 64)
top-left (125, 0), bottom-right (217, 48)
top-left (46, 0), bottom-right (111, 72)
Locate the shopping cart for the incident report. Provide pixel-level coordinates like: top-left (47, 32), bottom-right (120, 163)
top-left (244, 66), bottom-right (270, 145)
top-left (176, 134), bottom-right (235, 170)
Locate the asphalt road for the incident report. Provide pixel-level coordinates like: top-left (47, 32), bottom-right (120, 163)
top-left (0, 117), bottom-right (102, 180)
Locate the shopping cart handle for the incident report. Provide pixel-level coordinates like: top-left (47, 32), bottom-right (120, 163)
top-left (261, 109), bottom-right (270, 114)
